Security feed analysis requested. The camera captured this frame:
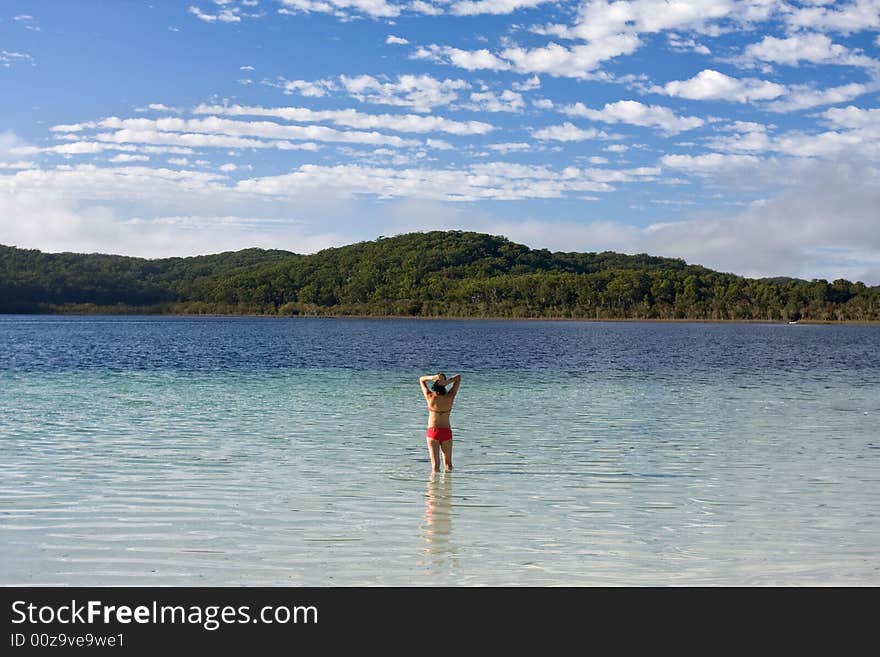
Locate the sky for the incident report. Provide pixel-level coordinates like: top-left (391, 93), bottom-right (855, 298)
top-left (1, 1), bottom-right (879, 284)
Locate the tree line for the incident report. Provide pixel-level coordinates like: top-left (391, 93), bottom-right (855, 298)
top-left (1, 231), bottom-right (878, 321)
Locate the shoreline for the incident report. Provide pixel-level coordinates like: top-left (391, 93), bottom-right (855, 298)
top-left (2, 312), bottom-right (878, 325)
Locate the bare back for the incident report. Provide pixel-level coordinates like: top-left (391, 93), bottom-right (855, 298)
top-left (420, 375), bottom-right (460, 429)
top-left (426, 393), bottom-right (455, 428)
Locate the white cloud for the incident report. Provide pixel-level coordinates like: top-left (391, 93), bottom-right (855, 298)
top-left (339, 147), bottom-right (422, 166)
top-left (141, 145), bottom-right (196, 155)
top-left (465, 90), bottom-right (525, 112)
top-left (672, 130), bottom-right (880, 175)
top-left (278, 0), bottom-right (401, 18)
top-left (501, 35), bottom-right (642, 78)
top-left (450, 0), bottom-right (553, 16)
top-left (475, 153), bottom-right (880, 283)
top-left (0, 190), bottom-right (347, 258)
top-left (273, 0), bottom-right (559, 17)
top-left (487, 142), bottom-right (532, 153)
top-left (219, 163), bottom-right (238, 172)
top-left (61, 141), bottom-right (128, 155)
top-left (66, 116), bottom-right (420, 149)
top-left (415, 32), bottom-right (643, 79)
top-left (0, 160), bottom-right (35, 170)
top-left (772, 129), bottom-right (873, 158)
top-left (659, 69), bottom-right (787, 102)
top-left (412, 45), bottom-right (512, 71)
top-left (490, 180), bottom-right (880, 282)
top-left (512, 75), bottom-right (541, 91)
top-left (189, 5), bottom-right (242, 22)
top-left (86, 130), bottom-right (320, 152)
top-left (414, 1), bottom-right (794, 80)
top-left (822, 105), bottom-right (880, 130)
top-left (1, 50), bottom-right (34, 68)
top-left (240, 65), bottom-right (255, 71)
top-left (265, 77), bottom-right (336, 97)
top-left (706, 122), bottom-right (773, 153)
top-left (562, 100), bottom-right (705, 134)
top-left (409, 1), bottom-right (444, 15)
top-left (531, 122), bottom-right (609, 142)
top-left (764, 81), bottom-right (878, 112)
top-left (386, 35), bottom-right (409, 45)
top-left (36, 142), bottom-right (197, 158)
top-left (109, 154), bottom-right (150, 163)
top-left (12, 14), bottom-right (39, 31)
top-left (135, 103), bottom-right (182, 113)
top-left (667, 33), bottom-right (711, 55)
top-left (1, 155), bottom-right (659, 211)
top-left (231, 161), bottom-right (659, 200)
top-left (0, 165), bottom-right (229, 207)
top-left (785, 0), bottom-right (880, 34)
top-left (50, 122), bottom-right (92, 133)
top-left (194, 103), bottom-right (494, 135)
top-left (742, 32), bottom-right (878, 68)
top-left (339, 74), bottom-right (469, 112)
top-left (703, 110), bottom-right (880, 160)
top-left (425, 138), bottom-right (453, 150)
top-left (661, 152), bottom-right (763, 174)
top-left (31, 141), bottom-right (140, 156)
top-left (0, 131), bottom-right (32, 160)
top-left (553, 0), bottom-right (770, 42)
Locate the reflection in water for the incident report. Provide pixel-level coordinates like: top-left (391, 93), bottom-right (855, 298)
top-left (420, 472), bottom-right (457, 573)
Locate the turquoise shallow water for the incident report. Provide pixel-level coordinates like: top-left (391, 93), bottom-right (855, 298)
top-left (1, 317), bottom-right (878, 585)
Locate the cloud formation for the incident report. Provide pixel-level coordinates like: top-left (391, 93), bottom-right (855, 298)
top-left (4, 0), bottom-right (880, 286)
top-left (657, 69), bottom-right (786, 102)
top-left (742, 32), bottom-right (878, 68)
top-left (562, 100), bottom-right (704, 134)
top-left (193, 103), bottom-right (495, 135)
top-left (531, 122), bottom-right (610, 142)
top-left (339, 74), bottom-right (470, 112)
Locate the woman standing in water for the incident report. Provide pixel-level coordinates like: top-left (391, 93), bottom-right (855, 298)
top-left (419, 372), bottom-right (461, 472)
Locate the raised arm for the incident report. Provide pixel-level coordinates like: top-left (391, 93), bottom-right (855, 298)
top-left (445, 374), bottom-right (462, 398)
top-left (419, 373), bottom-right (441, 401)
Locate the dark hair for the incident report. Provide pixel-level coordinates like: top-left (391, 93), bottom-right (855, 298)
top-left (431, 381), bottom-right (447, 395)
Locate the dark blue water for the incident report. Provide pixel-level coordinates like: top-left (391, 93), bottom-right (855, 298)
top-left (2, 316), bottom-right (879, 373)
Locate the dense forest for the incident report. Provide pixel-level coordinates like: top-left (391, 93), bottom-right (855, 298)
top-left (1, 231), bottom-right (878, 321)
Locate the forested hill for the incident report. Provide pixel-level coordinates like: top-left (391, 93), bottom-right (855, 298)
top-left (0, 245), bottom-right (297, 312)
top-left (1, 231), bottom-right (878, 321)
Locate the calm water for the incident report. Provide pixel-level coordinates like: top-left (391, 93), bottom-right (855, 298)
top-left (1, 316), bottom-right (878, 586)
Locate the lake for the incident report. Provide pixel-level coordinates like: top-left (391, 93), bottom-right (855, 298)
top-left (1, 316), bottom-right (878, 585)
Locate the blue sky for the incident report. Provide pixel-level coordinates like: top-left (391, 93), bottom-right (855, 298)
top-left (2, 1), bottom-right (879, 283)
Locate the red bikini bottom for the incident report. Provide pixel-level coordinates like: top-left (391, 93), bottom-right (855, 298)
top-left (426, 427), bottom-right (453, 443)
